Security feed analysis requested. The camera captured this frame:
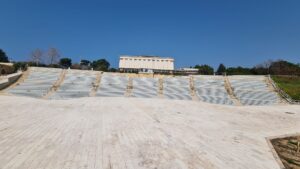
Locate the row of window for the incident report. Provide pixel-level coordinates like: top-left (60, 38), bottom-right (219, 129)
top-left (120, 58), bottom-right (173, 62)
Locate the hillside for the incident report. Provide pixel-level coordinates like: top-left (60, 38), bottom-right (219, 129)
top-left (272, 76), bottom-right (300, 100)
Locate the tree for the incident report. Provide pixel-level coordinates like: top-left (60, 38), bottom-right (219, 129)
top-left (217, 63), bottom-right (226, 75)
top-left (31, 49), bottom-right (43, 66)
top-left (108, 68), bottom-right (117, 72)
top-left (194, 64), bottom-right (214, 75)
top-left (71, 63), bottom-right (81, 69)
top-left (59, 58), bottom-right (72, 68)
top-left (48, 48), bottom-right (60, 65)
top-left (13, 62), bottom-right (28, 72)
top-left (0, 49), bottom-right (9, 62)
top-left (80, 59), bottom-right (90, 66)
top-left (269, 60), bottom-right (300, 75)
top-left (252, 59), bottom-right (300, 75)
top-left (80, 59), bottom-right (91, 70)
top-left (91, 59), bottom-right (110, 71)
top-left (226, 66), bottom-right (252, 75)
top-left (252, 66), bottom-right (268, 75)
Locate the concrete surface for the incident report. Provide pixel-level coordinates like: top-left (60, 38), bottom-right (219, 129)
top-left (0, 95), bottom-right (299, 169)
top-left (0, 72), bottom-right (22, 90)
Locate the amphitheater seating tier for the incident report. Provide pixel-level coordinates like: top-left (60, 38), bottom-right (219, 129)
top-left (194, 76), bottom-right (234, 105)
top-left (96, 73), bottom-right (128, 97)
top-left (229, 76), bottom-right (281, 105)
top-left (49, 70), bottom-right (97, 99)
top-left (7, 67), bottom-right (61, 98)
top-left (3, 67), bottom-right (283, 106)
top-left (163, 77), bottom-right (192, 100)
top-left (131, 78), bottom-right (158, 98)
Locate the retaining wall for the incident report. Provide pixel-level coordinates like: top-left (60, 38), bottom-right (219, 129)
top-left (0, 72), bottom-right (22, 90)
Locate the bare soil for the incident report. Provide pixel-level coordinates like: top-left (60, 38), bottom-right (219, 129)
top-left (271, 136), bottom-right (300, 169)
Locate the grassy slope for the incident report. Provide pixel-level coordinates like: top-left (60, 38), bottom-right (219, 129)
top-left (272, 76), bottom-right (300, 100)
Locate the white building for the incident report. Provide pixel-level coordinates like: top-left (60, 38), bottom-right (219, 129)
top-left (119, 55), bottom-right (174, 73)
top-left (174, 68), bottom-right (199, 75)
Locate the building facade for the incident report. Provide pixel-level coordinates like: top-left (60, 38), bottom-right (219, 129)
top-left (174, 68), bottom-right (199, 75)
top-left (119, 55), bottom-right (174, 73)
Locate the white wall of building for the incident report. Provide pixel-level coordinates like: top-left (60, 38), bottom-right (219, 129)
top-left (119, 56), bottom-right (174, 70)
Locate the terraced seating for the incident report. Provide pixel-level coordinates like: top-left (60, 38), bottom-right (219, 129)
top-left (7, 67), bottom-right (61, 98)
top-left (194, 76), bottom-right (234, 105)
top-left (3, 67), bottom-right (283, 106)
top-left (95, 73), bottom-right (128, 97)
top-left (229, 76), bottom-right (280, 105)
top-left (163, 77), bottom-right (192, 100)
top-left (49, 70), bottom-right (97, 99)
top-left (131, 77), bottom-right (158, 98)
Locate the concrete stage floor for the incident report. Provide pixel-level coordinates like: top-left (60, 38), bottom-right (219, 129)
top-left (0, 95), bottom-right (299, 169)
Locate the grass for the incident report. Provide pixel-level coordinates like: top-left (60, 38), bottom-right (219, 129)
top-left (272, 75), bottom-right (300, 100)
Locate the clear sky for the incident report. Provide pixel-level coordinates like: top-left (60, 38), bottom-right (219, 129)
top-left (0, 0), bottom-right (299, 69)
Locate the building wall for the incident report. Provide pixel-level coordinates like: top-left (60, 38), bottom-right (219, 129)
top-left (0, 72), bottom-right (22, 90)
top-left (0, 63), bottom-right (14, 75)
top-left (119, 56), bottom-right (174, 71)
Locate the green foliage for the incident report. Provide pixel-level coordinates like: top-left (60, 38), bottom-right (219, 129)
top-left (194, 64), bottom-right (214, 75)
top-left (24, 61), bottom-right (47, 67)
top-left (13, 62), bottom-right (28, 72)
top-left (216, 63), bottom-right (226, 75)
top-left (91, 59), bottom-right (110, 71)
top-left (80, 60), bottom-right (90, 66)
top-left (0, 49), bottom-right (9, 62)
top-left (79, 60), bottom-right (91, 70)
top-left (251, 60), bottom-right (300, 75)
top-left (108, 68), bottom-right (118, 72)
top-left (227, 60), bottom-right (300, 75)
top-left (226, 66), bottom-right (253, 75)
top-left (269, 60), bottom-right (300, 75)
top-left (251, 67), bottom-right (268, 75)
top-left (272, 75), bottom-right (300, 100)
top-left (71, 64), bottom-right (82, 70)
top-left (59, 58), bottom-right (72, 68)
top-left (48, 64), bottom-right (61, 68)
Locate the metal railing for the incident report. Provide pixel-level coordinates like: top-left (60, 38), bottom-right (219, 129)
top-left (267, 75), bottom-right (300, 104)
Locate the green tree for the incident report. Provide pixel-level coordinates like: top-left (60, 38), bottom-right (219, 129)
top-left (80, 59), bottom-right (91, 70)
top-left (13, 62), bottom-right (28, 72)
top-left (252, 66), bottom-right (268, 75)
top-left (194, 64), bottom-right (214, 75)
top-left (226, 66), bottom-right (252, 75)
top-left (216, 63), bottom-right (226, 75)
top-left (59, 58), bottom-right (72, 68)
top-left (0, 49), bottom-right (9, 62)
top-left (91, 59), bottom-right (110, 71)
top-left (269, 60), bottom-right (300, 75)
top-left (108, 68), bottom-right (117, 72)
top-left (80, 59), bottom-right (90, 66)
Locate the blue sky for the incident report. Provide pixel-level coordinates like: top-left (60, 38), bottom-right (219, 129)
top-left (0, 0), bottom-right (299, 69)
